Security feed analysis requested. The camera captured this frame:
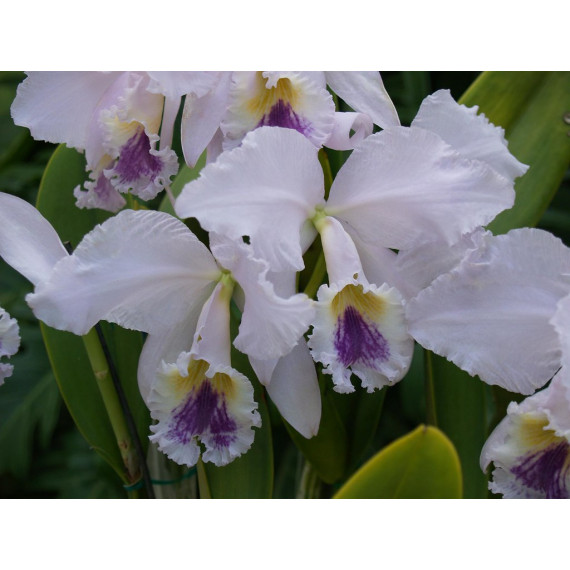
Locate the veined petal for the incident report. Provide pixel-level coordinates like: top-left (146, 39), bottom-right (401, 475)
top-left (148, 353), bottom-right (260, 467)
top-left (29, 210), bottom-right (220, 336)
top-left (481, 383), bottom-right (570, 498)
top-left (552, 293), bottom-right (570, 376)
top-left (308, 277), bottom-right (413, 394)
top-left (211, 236), bottom-right (314, 360)
top-left (325, 111), bottom-right (373, 151)
top-left (265, 341), bottom-right (321, 438)
top-left (11, 71), bottom-right (121, 150)
top-left (326, 127), bottom-right (515, 250)
top-left (412, 89), bottom-right (528, 183)
top-left (0, 192), bottom-right (67, 286)
top-left (325, 71), bottom-right (400, 129)
top-left (221, 71), bottom-right (336, 149)
top-left (181, 72), bottom-right (233, 167)
top-left (407, 228), bottom-right (570, 394)
top-left (176, 126), bottom-right (324, 272)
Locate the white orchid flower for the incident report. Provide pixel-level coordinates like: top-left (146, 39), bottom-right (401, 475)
top-left (180, 70), bottom-right (400, 166)
top-left (11, 71), bottom-right (217, 212)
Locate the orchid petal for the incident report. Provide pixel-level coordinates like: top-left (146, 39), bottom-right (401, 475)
top-left (265, 341), bottom-right (321, 438)
top-left (412, 89), bottom-right (528, 183)
top-left (176, 127), bottom-right (324, 272)
top-left (325, 111), bottom-right (373, 151)
top-left (181, 72), bottom-right (233, 167)
top-left (29, 210), bottom-right (220, 336)
top-left (325, 71), bottom-right (400, 129)
top-left (221, 71), bottom-right (336, 149)
top-left (0, 192), bottom-right (67, 286)
top-left (146, 71), bottom-right (219, 99)
top-left (326, 127), bottom-right (515, 250)
top-left (11, 71), bottom-right (121, 150)
top-left (407, 229), bottom-right (570, 394)
top-left (211, 236), bottom-right (314, 360)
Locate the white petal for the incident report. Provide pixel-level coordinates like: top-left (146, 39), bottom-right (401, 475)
top-left (326, 126), bottom-right (515, 250)
top-left (325, 71), bottom-right (400, 129)
top-left (551, 293), bottom-right (570, 374)
top-left (0, 363), bottom-right (13, 385)
top-left (181, 72), bottom-right (233, 167)
top-left (407, 228), bottom-right (570, 394)
top-left (11, 71), bottom-right (121, 150)
top-left (211, 236), bottom-right (314, 360)
top-left (29, 210), bottom-right (220, 335)
top-left (0, 308), bottom-right (20, 358)
top-left (176, 126), bottom-right (324, 272)
top-left (221, 71), bottom-right (335, 149)
top-left (146, 71), bottom-right (219, 99)
top-left (393, 229), bottom-right (489, 300)
top-left (265, 341), bottom-right (321, 438)
top-left (412, 89), bottom-right (528, 183)
top-left (325, 111), bottom-right (373, 151)
top-left (0, 192), bottom-right (67, 286)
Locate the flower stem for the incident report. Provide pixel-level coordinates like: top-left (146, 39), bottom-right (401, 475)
top-left (82, 327), bottom-right (155, 498)
top-left (303, 249), bottom-right (326, 299)
top-left (424, 349), bottom-right (438, 426)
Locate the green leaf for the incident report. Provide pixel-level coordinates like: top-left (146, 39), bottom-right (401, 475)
top-left (35, 144), bottom-right (148, 483)
top-left (333, 425), bottom-right (462, 499)
top-left (429, 353), bottom-right (489, 498)
top-left (460, 71), bottom-right (570, 234)
top-left (0, 324), bottom-right (59, 477)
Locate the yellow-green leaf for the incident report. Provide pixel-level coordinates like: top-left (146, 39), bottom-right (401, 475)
top-left (333, 425), bottom-right (462, 499)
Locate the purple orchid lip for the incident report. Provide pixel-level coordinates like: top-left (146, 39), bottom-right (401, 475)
top-left (512, 440), bottom-right (570, 498)
top-left (113, 127), bottom-right (164, 186)
top-left (331, 284), bottom-right (390, 369)
top-left (168, 375), bottom-right (237, 450)
top-left (257, 100), bottom-right (311, 137)
top-left (334, 305), bottom-right (390, 368)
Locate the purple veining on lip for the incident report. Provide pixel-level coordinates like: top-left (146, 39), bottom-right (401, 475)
top-left (257, 101), bottom-right (311, 136)
top-left (511, 441), bottom-right (570, 498)
top-left (114, 128), bottom-right (163, 185)
top-left (334, 305), bottom-right (390, 368)
top-left (168, 381), bottom-right (237, 449)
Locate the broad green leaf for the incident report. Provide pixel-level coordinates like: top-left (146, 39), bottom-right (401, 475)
top-left (36, 144), bottom-right (149, 484)
top-left (333, 425), bottom-right (462, 499)
top-left (0, 324), bottom-right (59, 477)
top-left (429, 353), bottom-right (489, 498)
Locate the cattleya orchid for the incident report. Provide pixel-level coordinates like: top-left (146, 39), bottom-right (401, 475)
top-left (0, 192), bottom-right (319, 465)
top-left (181, 70), bottom-right (399, 165)
top-left (0, 307), bottom-right (19, 385)
top-left (11, 71), bottom-right (218, 212)
top-left (175, 90), bottom-right (524, 393)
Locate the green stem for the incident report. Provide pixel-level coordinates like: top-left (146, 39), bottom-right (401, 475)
top-left (296, 459), bottom-right (323, 499)
top-left (82, 328), bottom-right (143, 491)
top-left (303, 249), bottom-right (326, 299)
top-left (424, 349), bottom-right (438, 426)
top-left (318, 149), bottom-right (334, 200)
